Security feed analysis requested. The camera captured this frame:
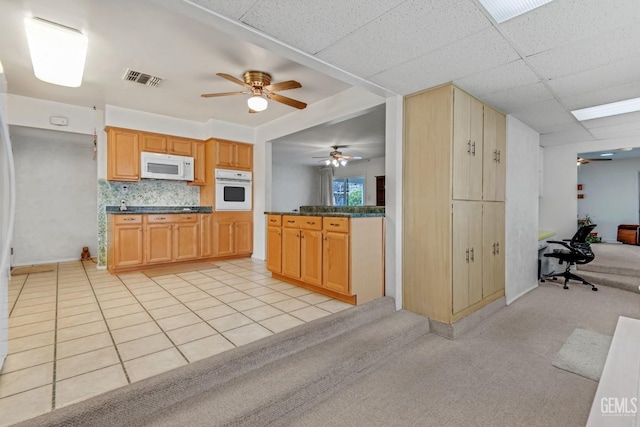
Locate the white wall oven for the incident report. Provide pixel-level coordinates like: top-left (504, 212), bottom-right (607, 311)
top-left (215, 169), bottom-right (252, 211)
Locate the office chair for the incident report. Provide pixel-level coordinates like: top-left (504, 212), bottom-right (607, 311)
top-left (541, 224), bottom-right (598, 291)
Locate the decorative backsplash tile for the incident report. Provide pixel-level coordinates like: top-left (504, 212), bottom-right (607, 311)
top-left (97, 179), bottom-right (199, 267)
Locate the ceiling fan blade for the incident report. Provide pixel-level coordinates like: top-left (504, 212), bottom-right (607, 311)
top-left (201, 91), bottom-right (251, 98)
top-left (267, 92), bottom-right (307, 110)
top-left (264, 80), bottom-right (301, 92)
top-left (216, 73), bottom-right (252, 88)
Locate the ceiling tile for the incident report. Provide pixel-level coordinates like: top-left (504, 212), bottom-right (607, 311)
top-left (499, 0), bottom-right (640, 56)
top-left (580, 110), bottom-right (640, 130)
top-left (540, 127), bottom-right (596, 146)
top-left (560, 81), bottom-right (640, 112)
top-left (509, 99), bottom-right (578, 133)
top-left (370, 27), bottom-right (519, 95)
top-left (525, 25), bottom-right (640, 80)
top-left (588, 124), bottom-right (640, 140)
top-left (316, 0), bottom-right (491, 77)
top-left (189, 0), bottom-right (258, 20)
top-left (479, 82), bottom-right (554, 114)
top-left (239, 0), bottom-right (405, 54)
top-left (454, 60), bottom-right (540, 97)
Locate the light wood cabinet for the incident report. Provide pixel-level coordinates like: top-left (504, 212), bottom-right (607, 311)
top-left (265, 214), bottom-right (384, 305)
top-left (146, 223), bottom-right (173, 264)
top-left (403, 83), bottom-right (506, 325)
top-left (200, 214), bottom-right (213, 258)
top-left (482, 106), bottom-right (507, 202)
top-left (168, 137), bottom-right (193, 156)
top-left (140, 133), bottom-right (167, 153)
top-left (112, 215), bottom-right (144, 268)
top-left (214, 139), bottom-right (253, 171)
top-left (190, 140), bottom-right (207, 186)
top-left (213, 211), bottom-right (253, 257)
top-left (107, 128), bottom-right (140, 182)
top-left (174, 221), bottom-right (199, 260)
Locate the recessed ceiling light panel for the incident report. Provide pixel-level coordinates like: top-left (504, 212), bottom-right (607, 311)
top-left (600, 153), bottom-right (614, 157)
top-left (478, 0), bottom-right (554, 23)
top-left (571, 97), bottom-right (640, 121)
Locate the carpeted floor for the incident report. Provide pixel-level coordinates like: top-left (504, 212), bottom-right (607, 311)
top-left (551, 328), bottom-right (612, 381)
top-left (582, 242), bottom-right (640, 274)
top-left (18, 283), bottom-right (640, 427)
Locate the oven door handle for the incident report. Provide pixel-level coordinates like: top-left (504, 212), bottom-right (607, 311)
top-left (215, 178), bottom-right (251, 184)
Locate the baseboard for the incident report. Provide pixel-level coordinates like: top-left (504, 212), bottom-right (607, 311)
top-left (429, 296), bottom-right (506, 340)
top-left (506, 283), bottom-right (538, 305)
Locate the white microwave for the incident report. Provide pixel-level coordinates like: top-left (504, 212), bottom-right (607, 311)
top-left (141, 152), bottom-right (194, 181)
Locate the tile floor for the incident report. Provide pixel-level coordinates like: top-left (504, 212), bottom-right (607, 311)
top-left (0, 258), bottom-right (352, 426)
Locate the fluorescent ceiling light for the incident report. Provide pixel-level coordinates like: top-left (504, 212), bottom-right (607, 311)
top-left (600, 153), bottom-right (613, 157)
top-left (24, 17), bottom-right (88, 87)
top-left (478, 0), bottom-right (554, 23)
top-left (571, 97), bottom-right (640, 121)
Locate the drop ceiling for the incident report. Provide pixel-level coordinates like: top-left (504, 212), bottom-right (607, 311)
top-left (1, 0), bottom-right (639, 160)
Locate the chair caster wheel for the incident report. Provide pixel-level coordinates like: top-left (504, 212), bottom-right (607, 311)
top-left (540, 279), bottom-right (546, 283)
top-left (583, 281), bottom-right (589, 284)
top-left (552, 277), bottom-right (558, 281)
top-left (563, 286), bottom-right (569, 290)
top-left (592, 287), bottom-right (598, 291)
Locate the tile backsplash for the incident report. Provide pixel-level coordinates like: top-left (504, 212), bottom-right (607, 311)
top-left (97, 179), bottom-right (199, 267)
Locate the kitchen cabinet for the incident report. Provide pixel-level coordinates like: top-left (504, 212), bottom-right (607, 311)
top-left (140, 133), bottom-right (167, 153)
top-left (189, 140), bottom-right (207, 186)
top-left (107, 127), bottom-right (140, 182)
top-left (168, 137), bottom-right (193, 157)
top-left (482, 106), bottom-right (506, 202)
top-left (173, 221), bottom-right (199, 260)
top-left (200, 213), bottom-right (213, 258)
top-left (214, 139), bottom-right (253, 171)
top-left (266, 215), bottom-right (282, 274)
top-left (403, 84), bottom-right (506, 325)
top-left (111, 215), bottom-right (144, 268)
top-left (213, 211), bottom-right (253, 257)
top-left (265, 214), bottom-right (384, 305)
top-left (145, 213), bottom-right (200, 263)
top-left (146, 223), bottom-right (173, 264)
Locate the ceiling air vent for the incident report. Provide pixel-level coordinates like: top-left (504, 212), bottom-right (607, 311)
top-left (122, 68), bottom-right (163, 87)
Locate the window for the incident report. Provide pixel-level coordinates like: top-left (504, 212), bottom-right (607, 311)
top-left (333, 176), bottom-right (365, 206)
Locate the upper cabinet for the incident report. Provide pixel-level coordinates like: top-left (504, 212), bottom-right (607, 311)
top-left (214, 139), bottom-right (253, 171)
top-left (106, 127), bottom-right (206, 183)
top-left (107, 128), bottom-right (140, 182)
top-left (482, 106), bottom-right (506, 202)
top-left (452, 88), bottom-right (483, 201)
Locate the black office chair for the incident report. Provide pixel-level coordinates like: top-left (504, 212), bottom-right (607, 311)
top-left (541, 224), bottom-right (598, 291)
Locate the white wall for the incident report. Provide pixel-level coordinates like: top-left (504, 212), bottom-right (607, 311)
top-left (0, 84), bottom-right (11, 369)
top-left (333, 157), bottom-right (385, 205)
top-left (540, 136), bottom-right (640, 240)
top-left (577, 158), bottom-right (640, 242)
top-left (12, 128), bottom-right (98, 265)
top-left (271, 164), bottom-right (321, 212)
top-left (505, 116), bottom-right (540, 304)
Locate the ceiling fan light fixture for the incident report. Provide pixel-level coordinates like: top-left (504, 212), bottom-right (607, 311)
top-left (324, 159), bottom-right (331, 166)
top-left (24, 17), bottom-right (88, 87)
top-left (247, 95), bottom-right (268, 112)
top-left (340, 159), bottom-right (348, 166)
top-left (332, 158), bottom-right (339, 167)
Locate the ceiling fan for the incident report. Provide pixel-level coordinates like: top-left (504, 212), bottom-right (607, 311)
top-left (577, 157), bottom-right (612, 165)
top-left (313, 145), bottom-right (362, 167)
top-left (201, 71), bottom-right (307, 113)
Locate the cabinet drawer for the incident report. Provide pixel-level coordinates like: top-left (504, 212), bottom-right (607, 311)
top-left (300, 216), bottom-right (322, 230)
top-left (146, 214), bottom-right (198, 223)
top-left (267, 215), bottom-right (282, 227)
top-left (113, 215), bottom-right (142, 225)
top-left (283, 216), bottom-right (301, 228)
top-left (323, 217), bottom-right (349, 233)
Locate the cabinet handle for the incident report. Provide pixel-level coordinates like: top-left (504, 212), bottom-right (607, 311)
top-left (139, 227), bottom-right (142, 231)
top-left (277, 231), bottom-right (281, 236)
top-left (471, 141), bottom-right (476, 156)
top-left (497, 150), bottom-right (501, 164)
top-left (158, 216), bottom-right (166, 220)
top-left (467, 140), bottom-right (471, 154)
top-left (301, 234), bottom-right (305, 239)
top-left (287, 220), bottom-right (295, 223)
top-left (492, 242), bottom-right (496, 255)
top-left (185, 216), bottom-right (192, 220)
top-left (496, 242), bottom-right (500, 255)
top-left (493, 149), bottom-right (497, 162)
top-left (123, 217), bottom-right (135, 221)
top-left (270, 219), bottom-right (277, 223)
top-left (470, 247), bottom-right (474, 262)
top-left (329, 223), bottom-right (340, 227)
top-left (465, 249), bottom-right (469, 263)
top-left (306, 221), bottom-right (315, 225)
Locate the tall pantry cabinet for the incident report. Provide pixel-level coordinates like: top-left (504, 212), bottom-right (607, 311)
top-left (403, 84), bottom-right (506, 325)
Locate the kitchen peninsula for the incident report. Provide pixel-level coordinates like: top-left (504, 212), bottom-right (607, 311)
top-left (265, 206), bottom-right (385, 305)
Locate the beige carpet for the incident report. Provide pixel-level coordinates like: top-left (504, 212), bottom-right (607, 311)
top-left (141, 262), bottom-right (219, 277)
top-left (11, 263), bottom-right (57, 275)
top-left (552, 328), bottom-right (612, 381)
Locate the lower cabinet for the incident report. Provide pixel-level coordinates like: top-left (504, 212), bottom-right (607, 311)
top-left (266, 214), bottom-right (384, 304)
top-left (108, 212), bottom-right (220, 273)
top-left (213, 211), bottom-right (253, 257)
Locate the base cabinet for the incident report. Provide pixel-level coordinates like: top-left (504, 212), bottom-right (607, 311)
top-left (266, 214), bottom-right (384, 304)
top-left (112, 215), bottom-right (144, 268)
top-left (213, 211), bottom-right (253, 257)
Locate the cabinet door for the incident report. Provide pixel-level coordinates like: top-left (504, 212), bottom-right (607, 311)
top-left (146, 224), bottom-right (173, 263)
top-left (282, 227), bottom-right (301, 278)
top-left (168, 137), bottom-right (193, 156)
top-left (113, 225), bottom-right (144, 267)
top-left (234, 220), bottom-right (253, 255)
top-left (266, 226), bottom-right (282, 274)
top-left (200, 214), bottom-right (213, 258)
top-left (483, 202), bottom-right (505, 297)
top-left (323, 231), bottom-right (349, 294)
top-left (214, 219), bottom-right (235, 257)
top-left (174, 222), bottom-right (199, 261)
top-left (468, 97), bottom-right (484, 200)
top-left (190, 140), bottom-right (206, 185)
top-left (301, 230), bottom-right (322, 286)
top-left (215, 140), bottom-right (235, 168)
top-left (107, 128), bottom-right (140, 181)
top-left (235, 143), bottom-right (253, 170)
top-left (452, 90), bottom-right (483, 201)
top-left (140, 133), bottom-right (167, 153)
top-left (452, 201), bottom-right (482, 314)
top-left (483, 107), bottom-right (506, 201)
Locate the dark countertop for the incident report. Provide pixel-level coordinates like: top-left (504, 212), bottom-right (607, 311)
top-left (107, 206), bottom-right (212, 214)
top-left (265, 205), bottom-right (385, 218)
top-left (264, 211), bottom-right (385, 218)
